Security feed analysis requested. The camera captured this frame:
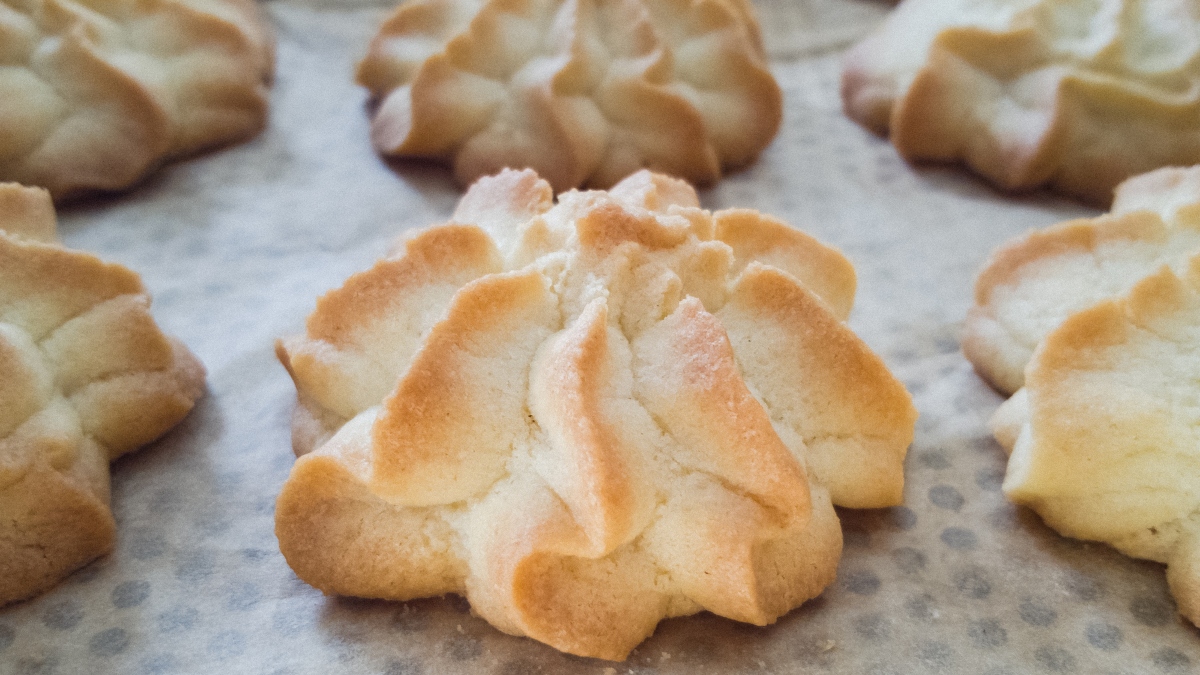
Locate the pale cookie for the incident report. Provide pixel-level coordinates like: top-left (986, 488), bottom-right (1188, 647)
top-left (0, 183), bottom-right (205, 606)
top-left (275, 169), bottom-right (915, 660)
top-left (841, 0), bottom-right (1200, 203)
top-left (356, 0), bottom-right (781, 192)
top-left (0, 0), bottom-right (274, 199)
top-left (992, 256), bottom-right (1200, 628)
top-left (964, 165), bottom-right (1200, 394)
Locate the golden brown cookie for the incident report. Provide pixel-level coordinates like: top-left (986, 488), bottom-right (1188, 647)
top-left (842, 0), bottom-right (1200, 203)
top-left (0, 183), bottom-right (205, 605)
top-left (356, 0), bottom-right (781, 191)
top-left (992, 256), bottom-right (1200, 628)
top-left (964, 165), bottom-right (1200, 394)
top-left (0, 0), bottom-right (274, 199)
top-left (275, 169), bottom-right (916, 660)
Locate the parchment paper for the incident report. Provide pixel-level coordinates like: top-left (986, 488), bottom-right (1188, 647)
top-left (3, 0), bottom-right (1199, 672)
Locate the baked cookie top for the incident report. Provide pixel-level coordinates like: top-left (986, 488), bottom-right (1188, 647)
top-left (991, 255), bottom-right (1200, 627)
top-left (841, 0), bottom-right (1200, 203)
top-left (964, 165), bottom-right (1200, 394)
top-left (0, 0), bottom-right (274, 199)
top-left (356, 0), bottom-right (781, 191)
top-left (275, 169), bottom-right (915, 660)
top-left (0, 183), bottom-right (205, 605)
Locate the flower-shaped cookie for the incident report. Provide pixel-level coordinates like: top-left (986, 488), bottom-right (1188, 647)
top-left (356, 0), bottom-right (781, 192)
top-left (275, 169), bottom-right (916, 660)
top-left (0, 0), bottom-right (274, 199)
top-left (992, 256), bottom-right (1200, 627)
top-left (841, 0), bottom-right (1200, 203)
top-left (0, 183), bottom-right (205, 605)
top-left (964, 165), bottom-right (1200, 394)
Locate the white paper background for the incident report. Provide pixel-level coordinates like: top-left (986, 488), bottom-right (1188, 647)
top-left (4, 0), bottom-right (1199, 672)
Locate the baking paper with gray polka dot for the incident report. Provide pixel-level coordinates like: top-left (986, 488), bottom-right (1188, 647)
top-left (2, 0), bottom-right (1198, 672)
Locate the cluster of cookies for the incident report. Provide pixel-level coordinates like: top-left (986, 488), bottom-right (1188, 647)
top-left (5, 0), bottom-right (1200, 663)
top-left (843, 0), bottom-right (1200, 624)
top-left (1, 0), bottom-right (268, 605)
top-left (1, 0), bottom-right (807, 642)
top-left (7, 0), bottom-right (1198, 203)
top-left (964, 165), bottom-right (1200, 627)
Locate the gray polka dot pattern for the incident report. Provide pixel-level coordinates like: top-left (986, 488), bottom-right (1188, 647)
top-left (88, 628), bottom-right (130, 657)
top-left (1086, 622), bottom-right (1122, 651)
top-left (2, 0), bottom-right (1198, 672)
top-left (968, 619), bottom-right (1007, 649)
top-left (111, 581), bottom-right (150, 609)
top-left (929, 485), bottom-right (965, 511)
top-left (1021, 599), bottom-right (1058, 627)
top-left (40, 600), bottom-right (83, 631)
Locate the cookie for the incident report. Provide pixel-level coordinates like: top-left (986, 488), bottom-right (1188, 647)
top-left (356, 0), bottom-right (781, 191)
top-left (841, 0), bottom-right (1200, 203)
top-left (0, 0), bottom-right (274, 198)
top-left (992, 256), bottom-right (1200, 627)
top-left (0, 183), bottom-right (205, 605)
top-left (275, 169), bottom-right (915, 660)
top-left (963, 165), bottom-right (1200, 394)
